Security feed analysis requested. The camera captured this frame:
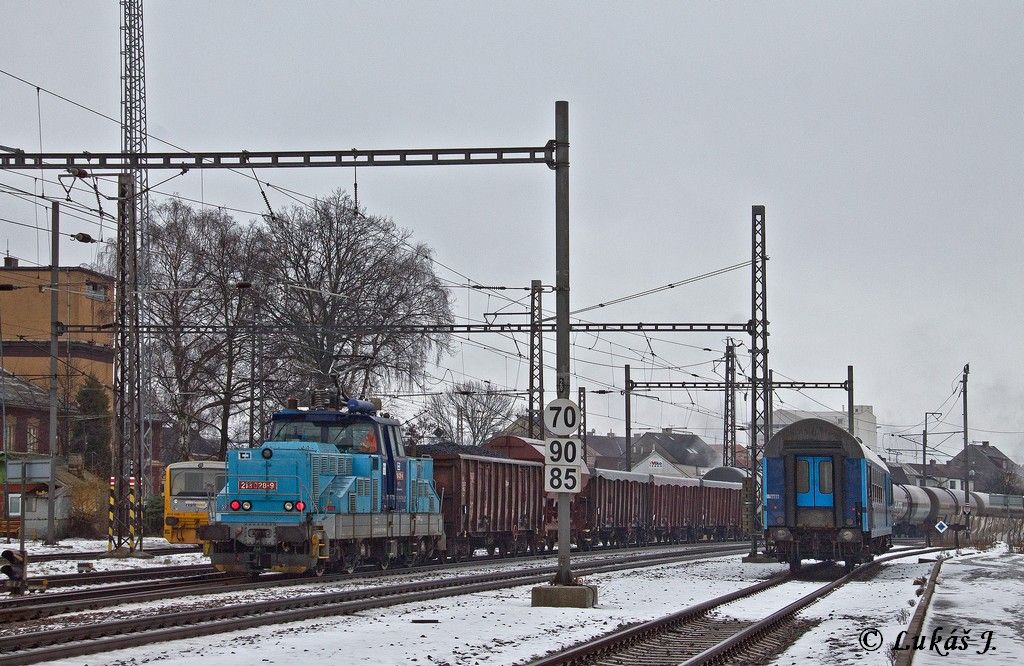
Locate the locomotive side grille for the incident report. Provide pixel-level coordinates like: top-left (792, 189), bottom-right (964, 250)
top-left (310, 455), bottom-right (321, 507)
top-left (348, 493), bottom-right (357, 512)
top-left (373, 478), bottom-right (380, 508)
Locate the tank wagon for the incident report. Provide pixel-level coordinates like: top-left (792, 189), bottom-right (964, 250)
top-left (763, 418), bottom-right (893, 571)
top-left (892, 485), bottom-right (1024, 544)
top-left (199, 400), bottom-right (443, 575)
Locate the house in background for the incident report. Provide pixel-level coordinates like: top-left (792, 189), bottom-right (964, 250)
top-left (631, 429), bottom-right (717, 478)
top-left (0, 369), bottom-right (84, 538)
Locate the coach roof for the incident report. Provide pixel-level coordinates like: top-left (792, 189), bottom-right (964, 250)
top-left (765, 417), bottom-right (887, 470)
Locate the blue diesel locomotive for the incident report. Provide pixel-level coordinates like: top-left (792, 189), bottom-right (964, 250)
top-left (763, 418), bottom-right (893, 571)
top-left (198, 399), bottom-right (444, 576)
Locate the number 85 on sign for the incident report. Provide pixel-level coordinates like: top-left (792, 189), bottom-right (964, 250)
top-left (545, 465), bottom-right (581, 493)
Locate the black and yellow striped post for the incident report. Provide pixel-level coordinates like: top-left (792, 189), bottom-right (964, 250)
top-left (106, 484), bottom-right (116, 552)
top-left (128, 486), bottom-right (137, 552)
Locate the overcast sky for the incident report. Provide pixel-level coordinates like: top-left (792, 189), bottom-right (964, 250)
top-left (2, 2), bottom-right (1022, 461)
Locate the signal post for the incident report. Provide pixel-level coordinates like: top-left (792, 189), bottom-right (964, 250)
top-left (532, 102), bottom-right (596, 609)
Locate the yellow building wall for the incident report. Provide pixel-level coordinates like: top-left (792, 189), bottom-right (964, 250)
top-left (0, 267), bottom-right (115, 398)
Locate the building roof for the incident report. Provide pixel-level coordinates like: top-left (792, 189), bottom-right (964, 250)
top-left (0, 264), bottom-right (114, 284)
top-left (0, 368), bottom-right (52, 411)
top-left (635, 431), bottom-right (716, 467)
top-left (585, 434), bottom-right (628, 458)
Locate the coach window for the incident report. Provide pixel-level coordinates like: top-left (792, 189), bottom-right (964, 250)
top-left (819, 460), bottom-right (833, 494)
top-left (796, 460), bottom-right (810, 493)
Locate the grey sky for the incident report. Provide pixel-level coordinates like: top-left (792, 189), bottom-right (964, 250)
top-left (2, 2), bottom-right (1022, 461)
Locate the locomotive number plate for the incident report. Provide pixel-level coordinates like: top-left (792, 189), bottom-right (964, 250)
top-left (239, 480), bottom-right (277, 491)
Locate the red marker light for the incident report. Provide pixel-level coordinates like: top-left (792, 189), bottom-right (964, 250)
top-left (229, 500), bottom-right (241, 511)
top-left (295, 501), bottom-right (306, 511)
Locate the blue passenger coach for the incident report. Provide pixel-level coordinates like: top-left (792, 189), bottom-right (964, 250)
top-left (199, 399), bottom-right (444, 576)
top-left (762, 418), bottom-right (892, 571)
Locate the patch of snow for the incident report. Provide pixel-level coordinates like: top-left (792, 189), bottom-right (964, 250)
top-left (43, 553), bottom-right (787, 665)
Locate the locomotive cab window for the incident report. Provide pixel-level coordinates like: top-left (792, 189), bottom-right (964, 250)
top-left (269, 420), bottom-right (380, 453)
top-left (796, 460), bottom-right (810, 493)
top-left (818, 460), bottom-right (833, 494)
top-left (170, 469), bottom-right (226, 497)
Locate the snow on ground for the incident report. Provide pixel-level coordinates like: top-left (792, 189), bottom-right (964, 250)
top-left (24, 551), bottom-right (211, 578)
top-left (7, 544), bottom-right (744, 637)
top-left (18, 537), bottom-right (194, 557)
top-left (771, 545), bottom-right (1024, 666)
top-left (916, 543), bottom-right (1024, 665)
top-left (45, 553), bottom-right (787, 666)
top-left (772, 558), bottom-right (935, 665)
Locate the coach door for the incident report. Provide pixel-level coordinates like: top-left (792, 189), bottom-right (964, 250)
top-left (795, 456), bottom-right (835, 527)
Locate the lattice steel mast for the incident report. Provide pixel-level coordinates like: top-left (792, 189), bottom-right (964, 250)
top-left (749, 205), bottom-right (769, 557)
top-left (111, 0), bottom-right (150, 553)
top-left (723, 339), bottom-right (737, 467)
top-left (527, 280), bottom-right (544, 438)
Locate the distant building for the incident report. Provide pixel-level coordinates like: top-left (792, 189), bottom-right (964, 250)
top-left (0, 260), bottom-right (115, 398)
top-left (584, 431), bottom-right (629, 470)
top-left (771, 406), bottom-right (878, 453)
top-left (631, 429), bottom-right (717, 478)
top-left (887, 442), bottom-right (1024, 495)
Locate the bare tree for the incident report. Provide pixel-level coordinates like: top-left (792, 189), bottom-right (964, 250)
top-left (425, 381), bottom-right (518, 446)
top-left (256, 190), bottom-right (452, 401)
top-left (146, 201), bottom-right (259, 460)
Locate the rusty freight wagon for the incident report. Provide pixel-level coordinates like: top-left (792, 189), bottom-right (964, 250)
top-left (650, 475), bottom-right (701, 542)
top-left (699, 479), bottom-right (744, 540)
top-left (419, 445), bottom-right (545, 559)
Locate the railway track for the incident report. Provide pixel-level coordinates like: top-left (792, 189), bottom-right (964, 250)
top-left (23, 562), bottom-right (215, 589)
top-left (529, 546), bottom-right (945, 666)
top-left (22, 545), bottom-right (202, 563)
top-left (0, 543), bottom-right (750, 665)
top-left (2, 539), bottom-right (747, 622)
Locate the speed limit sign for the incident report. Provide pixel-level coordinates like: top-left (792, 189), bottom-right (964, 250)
top-left (545, 438), bottom-right (583, 466)
top-left (545, 465), bottom-right (581, 493)
top-left (544, 398), bottom-right (580, 437)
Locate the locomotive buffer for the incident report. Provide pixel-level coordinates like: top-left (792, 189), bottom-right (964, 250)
top-left (532, 398), bottom-right (598, 608)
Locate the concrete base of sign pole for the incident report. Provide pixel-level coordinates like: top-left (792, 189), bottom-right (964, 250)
top-left (531, 583), bottom-right (598, 608)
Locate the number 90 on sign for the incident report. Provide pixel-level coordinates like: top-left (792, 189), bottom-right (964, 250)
top-left (545, 438), bottom-right (582, 466)
top-left (545, 464), bottom-right (581, 493)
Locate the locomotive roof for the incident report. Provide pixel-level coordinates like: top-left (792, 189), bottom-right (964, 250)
top-left (765, 417), bottom-right (889, 471)
top-left (271, 408), bottom-right (401, 426)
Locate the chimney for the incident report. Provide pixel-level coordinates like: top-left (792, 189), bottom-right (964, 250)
top-left (3, 256), bottom-right (18, 268)
top-left (981, 441), bottom-right (990, 447)
top-left (662, 427), bottom-right (673, 434)
top-left (930, 458), bottom-right (937, 466)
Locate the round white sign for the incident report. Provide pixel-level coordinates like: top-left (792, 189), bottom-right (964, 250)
top-left (543, 398), bottom-right (580, 437)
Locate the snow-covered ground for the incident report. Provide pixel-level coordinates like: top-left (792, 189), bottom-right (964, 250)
top-left (915, 543), bottom-right (1024, 666)
top-left (44, 553), bottom-right (787, 666)
top-left (34, 543), bottom-right (1013, 666)
top-left (5, 544), bottom-right (743, 638)
top-left (17, 537), bottom-right (194, 557)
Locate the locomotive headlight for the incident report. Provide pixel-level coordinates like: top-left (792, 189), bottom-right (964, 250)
top-left (840, 529), bottom-right (857, 542)
top-left (261, 448), bottom-right (273, 460)
top-left (284, 501), bottom-right (294, 512)
top-left (241, 501), bottom-right (253, 511)
top-left (772, 528), bottom-right (791, 541)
